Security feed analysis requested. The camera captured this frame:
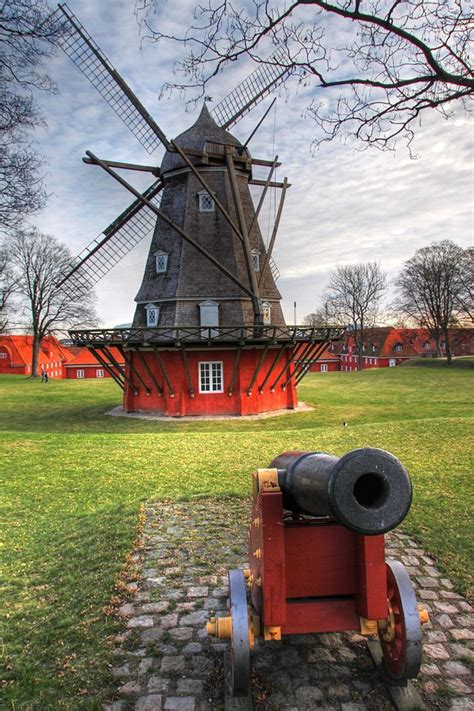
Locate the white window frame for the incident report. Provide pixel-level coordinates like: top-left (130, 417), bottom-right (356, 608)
top-left (251, 249), bottom-right (260, 272)
top-left (389, 358), bottom-right (396, 367)
top-left (198, 191), bottom-right (215, 213)
top-left (320, 363), bottom-right (328, 372)
top-left (0, 352), bottom-right (6, 359)
top-left (262, 301), bottom-right (272, 325)
top-left (155, 252), bottom-right (168, 274)
top-left (96, 369), bottom-right (104, 378)
top-left (145, 303), bottom-right (160, 328)
top-left (77, 369), bottom-right (85, 379)
top-left (199, 361), bottom-right (224, 393)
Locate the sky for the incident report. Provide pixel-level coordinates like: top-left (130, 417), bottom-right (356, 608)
top-left (32, 0), bottom-right (474, 327)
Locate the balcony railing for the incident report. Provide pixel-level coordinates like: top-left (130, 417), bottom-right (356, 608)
top-left (69, 324), bottom-right (345, 347)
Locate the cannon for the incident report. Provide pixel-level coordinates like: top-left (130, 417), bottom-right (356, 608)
top-left (207, 447), bottom-right (429, 698)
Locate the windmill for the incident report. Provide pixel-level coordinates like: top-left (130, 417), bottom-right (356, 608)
top-left (52, 3), bottom-right (343, 417)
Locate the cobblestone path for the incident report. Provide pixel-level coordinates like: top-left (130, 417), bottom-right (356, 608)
top-left (106, 498), bottom-right (473, 711)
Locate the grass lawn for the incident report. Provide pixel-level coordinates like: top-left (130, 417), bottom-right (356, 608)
top-left (1, 363), bottom-right (473, 709)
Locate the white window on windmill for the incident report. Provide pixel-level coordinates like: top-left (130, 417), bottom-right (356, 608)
top-left (145, 303), bottom-right (160, 327)
top-left (199, 361), bottom-right (224, 393)
top-left (199, 300), bottom-right (219, 337)
top-left (198, 191), bottom-right (215, 213)
top-left (251, 249), bottom-right (260, 272)
top-left (155, 251), bottom-right (168, 274)
top-left (262, 302), bottom-right (272, 325)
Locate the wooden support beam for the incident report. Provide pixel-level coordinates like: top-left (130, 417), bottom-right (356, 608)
top-left (295, 342), bottom-right (329, 385)
top-left (249, 179), bottom-right (291, 189)
top-left (118, 347), bottom-right (152, 395)
top-left (228, 347), bottom-right (242, 396)
top-left (83, 157), bottom-right (159, 175)
top-left (90, 348), bottom-right (124, 390)
top-left (153, 348), bottom-right (175, 397)
top-left (258, 344), bottom-right (288, 393)
top-left (284, 340), bottom-right (325, 389)
top-left (100, 345), bottom-right (126, 378)
top-left (240, 97), bottom-right (277, 153)
top-left (101, 345), bottom-right (137, 395)
top-left (85, 151), bottom-right (256, 300)
top-left (225, 148), bottom-right (262, 319)
top-left (246, 345), bottom-right (270, 395)
top-left (258, 177), bottom-right (288, 287)
top-left (181, 348), bottom-right (194, 398)
top-left (248, 156), bottom-right (279, 237)
top-left (251, 157), bottom-right (282, 168)
top-left (270, 342), bottom-right (307, 391)
top-left (134, 348), bottom-right (163, 397)
top-left (280, 339), bottom-right (317, 390)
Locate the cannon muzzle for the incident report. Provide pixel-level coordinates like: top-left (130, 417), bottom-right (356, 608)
top-left (270, 448), bottom-right (412, 535)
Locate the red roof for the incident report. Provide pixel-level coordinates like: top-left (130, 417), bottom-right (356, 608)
top-left (65, 346), bottom-right (124, 367)
top-left (0, 335), bottom-right (73, 367)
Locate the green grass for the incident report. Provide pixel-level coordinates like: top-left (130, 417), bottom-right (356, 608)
top-left (1, 366), bottom-right (473, 709)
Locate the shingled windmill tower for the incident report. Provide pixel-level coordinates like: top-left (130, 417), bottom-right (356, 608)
top-left (54, 4), bottom-right (343, 417)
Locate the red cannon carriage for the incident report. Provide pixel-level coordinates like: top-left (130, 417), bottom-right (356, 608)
top-left (207, 448), bottom-right (429, 698)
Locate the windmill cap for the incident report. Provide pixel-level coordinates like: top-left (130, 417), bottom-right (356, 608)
top-left (161, 103), bottom-right (245, 174)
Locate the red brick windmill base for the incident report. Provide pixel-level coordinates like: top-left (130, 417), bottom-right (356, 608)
top-left (123, 347), bottom-right (297, 417)
top-left (70, 326), bottom-right (343, 418)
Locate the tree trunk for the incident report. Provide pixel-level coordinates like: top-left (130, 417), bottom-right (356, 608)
top-left (444, 328), bottom-right (453, 365)
top-left (435, 336), bottom-right (442, 358)
top-left (357, 323), bottom-right (364, 370)
top-left (31, 333), bottom-right (41, 378)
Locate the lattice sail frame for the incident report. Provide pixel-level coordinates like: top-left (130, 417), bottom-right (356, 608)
top-left (52, 3), bottom-right (169, 153)
top-left (57, 182), bottom-right (163, 300)
top-left (211, 47), bottom-right (293, 129)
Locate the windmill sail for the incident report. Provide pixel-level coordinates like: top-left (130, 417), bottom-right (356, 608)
top-left (53, 3), bottom-right (169, 153)
top-left (211, 47), bottom-right (293, 129)
top-left (57, 181), bottom-right (163, 299)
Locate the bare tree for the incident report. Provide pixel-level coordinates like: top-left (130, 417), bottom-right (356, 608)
top-left (0, 244), bottom-right (17, 333)
top-left (8, 228), bottom-right (98, 376)
top-left (455, 246), bottom-right (474, 325)
top-left (137, 0), bottom-right (474, 151)
top-left (0, 1), bottom-right (65, 234)
top-left (394, 240), bottom-right (472, 365)
top-left (303, 308), bottom-right (327, 326)
top-left (326, 262), bottom-right (386, 369)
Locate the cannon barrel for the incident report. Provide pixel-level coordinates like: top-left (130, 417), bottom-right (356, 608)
top-left (270, 447), bottom-right (412, 535)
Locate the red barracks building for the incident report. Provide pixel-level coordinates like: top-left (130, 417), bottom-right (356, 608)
top-left (310, 327), bottom-right (474, 372)
top-left (65, 346), bottom-right (124, 380)
top-left (0, 335), bottom-right (124, 379)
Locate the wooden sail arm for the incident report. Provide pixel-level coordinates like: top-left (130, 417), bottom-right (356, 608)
top-left (170, 140), bottom-right (245, 248)
top-left (225, 148), bottom-right (262, 316)
top-left (258, 177), bottom-right (288, 287)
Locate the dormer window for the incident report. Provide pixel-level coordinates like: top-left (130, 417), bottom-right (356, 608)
top-left (251, 249), bottom-right (260, 272)
top-left (394, 343), bottom-right (403, 353)
top-left (199, 300), bottom-right (219, 337)
top-left (423, 341), bottom-right (431, 350)
top-left (155, 251), bottom-right (168, 274)
top-left (262, 302), bottom-right (272, 325)
top-left (198, 191), bottom-right (215, 212)
top-left (145, 303), bottom-right (160, 327)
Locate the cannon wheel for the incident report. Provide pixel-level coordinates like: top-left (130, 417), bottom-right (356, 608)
top-left (228, 569), bottom-right (251, 697)
top-left (379, 560), bottom-right (422, 681)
